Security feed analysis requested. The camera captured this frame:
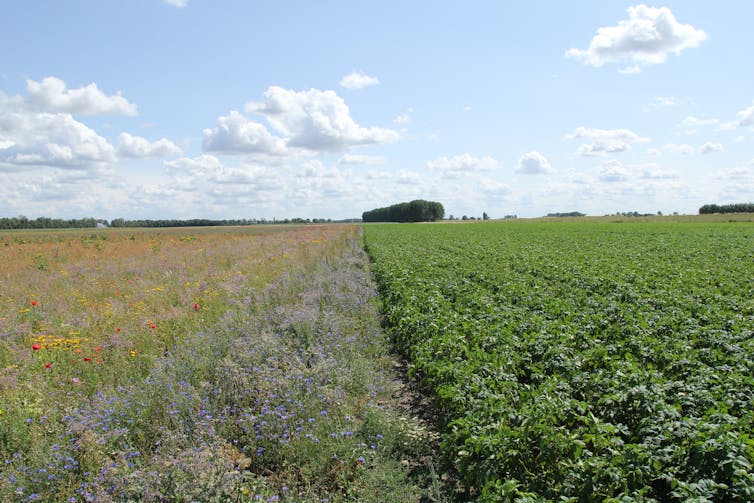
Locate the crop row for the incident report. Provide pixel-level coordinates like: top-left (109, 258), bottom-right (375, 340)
top-left (365, 221), bottom-right (754, 501)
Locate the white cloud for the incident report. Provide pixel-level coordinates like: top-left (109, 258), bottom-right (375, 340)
top-left (244, 86), bottom-right (399, 151)
top-left (516, 151), bottom-right (554, 174)
top-left (338, 154), bottom-right (387, 165)
top-left (366, 169), bottom-right (391, 180)
top-left (718, 165), bottom-right (754, 200)
top-left (26, 76), bottom-right (137, 116)
top-left (641, 165), bottom-right (680, 179)
top-left (646, 148), bottom-right (662, 156)
top-left (599, 159), bottom-right (629, 182)
top-left (664, 143), bottom-right (695, 155)
top-left (646, 96), bottom-right (682, 110)
top-left (699, 141), bottom-right (723, 154)
top-left (566, 5), bottom-right (707, 73)
top-left (339, 71), bottom-right (380, 90)
top-left (735, 106), bottom-right (754, 127)
top-left (117, 132), bottom-right (182, 158)
top-left (478, 178), bottom-right (511, 196)
top-left (567, 127), bottom-right (649, 156)
top-left (202, 110), bottom-right (288, 155)
top-left (393, 113), bottom-right (411, 125)
top-left (0, 111), bottom-right (116, 169)
top-left (679, 116), bottom-right (719, 128)
top-left (164, 155), bottom-right (284, 194)
top-left (426, 153), bottom-right (500, 178)
top-left (396, 169), bottom-right (423, 185)
top-left (163, 0), bottom-right (188, 7)
top-left (165, 154), bottom-right (224, 175)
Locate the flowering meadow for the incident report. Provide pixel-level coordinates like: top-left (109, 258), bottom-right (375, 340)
top-left (0, 226), bottom-right (443, 502)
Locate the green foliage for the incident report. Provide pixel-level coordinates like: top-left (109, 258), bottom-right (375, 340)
top-left (362, 200), bottom-right (444, 223)
top-left (546, 211), bottom-right (585, 217)
top-left (699, 203), bottom-right (754, 215)
top-left (365, 220), bottom-right (754, 501)
top-left (0, 216), bottom-right (98, 230)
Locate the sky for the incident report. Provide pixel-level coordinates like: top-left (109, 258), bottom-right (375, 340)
top-left (1, 1), bottom-right (753, 220)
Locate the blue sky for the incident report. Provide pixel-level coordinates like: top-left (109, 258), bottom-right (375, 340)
top-left (1, 1), bottom-right (752, 220)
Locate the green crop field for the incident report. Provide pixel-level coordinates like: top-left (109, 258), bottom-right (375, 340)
top-left (365, 220), bottom-right (754, 501)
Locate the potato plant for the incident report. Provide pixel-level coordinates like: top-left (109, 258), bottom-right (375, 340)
top-left (365, 220), bottom-right (754, 501)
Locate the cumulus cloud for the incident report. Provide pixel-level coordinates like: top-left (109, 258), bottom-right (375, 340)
top-left (26, 76), bottom-right (137, 116)
top-left (478, 178), bottom-right (511, 196)
top-left (117, 132), bottom-right (182, 158)
top-left (338, 154), bottom-right (387, 165)
top-left (239, 86), bottom-right (399, 152)
top-left (516, 151), bottom-right (554, 174)
top-left (396, 169), bottom-right (423, 185)
top-left (641, 165), bottom-right (680, 179)
top-left (164, 154), bottom-right (224, 175)
top-left (0, 111), bottom-right (116, 169)
top-left (164, 155), bottom-right (284, 194)
top-left (599, 159), bottom-right (629, 182)
top-left (565, 5), bottom-right (707, 73)
top-left (339, 71), bottom-right (380, 90)
top-left (202, 110), bottom-right (288, 155)
top-left (426, 153), bottom-right (500, 178)
top-left (699, 141), bottom-right (723, 154)
top-left (567, 127), bottom-right (649, 156)
top-left (736, 105), bottom-right (754, 127)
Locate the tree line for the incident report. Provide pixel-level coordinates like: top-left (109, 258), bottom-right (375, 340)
top-left (0, 216), bottom-right (346, 230)
top-left (109, 218), bottom-right (337, 227)
top-left (0, 216), bottom-right (101, 230)
top-left (362, 200), bottom-right (444, 223)
top-left (699, 203), bottom-right (754, 214)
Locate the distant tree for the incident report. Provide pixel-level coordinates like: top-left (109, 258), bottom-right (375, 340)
top-left (699, 203), bottom-right (754, 214)
top-left (362, 200), bottom-right (444, 223)
top-left (546, 212), bottom-right (585, 218)
top-left (482, 212), bottom-right (490, 220)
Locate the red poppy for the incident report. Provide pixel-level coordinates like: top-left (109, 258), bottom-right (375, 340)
top-left (149, 323), bottom-right (156, 330)
top-left (31, 300), bottom-right (38, 306)
top-left (193, 303), bottom-right (200, 310)
top-left (32, 344), bottom-right (41, 350)
top-left (83, 357), bottom-right (92, 362)
top-left (45, 362), bottom-right (52, 369)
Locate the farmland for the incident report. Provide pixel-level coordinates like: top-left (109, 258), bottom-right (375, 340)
top-left (364, 220), bottom-right (754, 501)
top-left (0, 225), bottom-right (441, 502)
